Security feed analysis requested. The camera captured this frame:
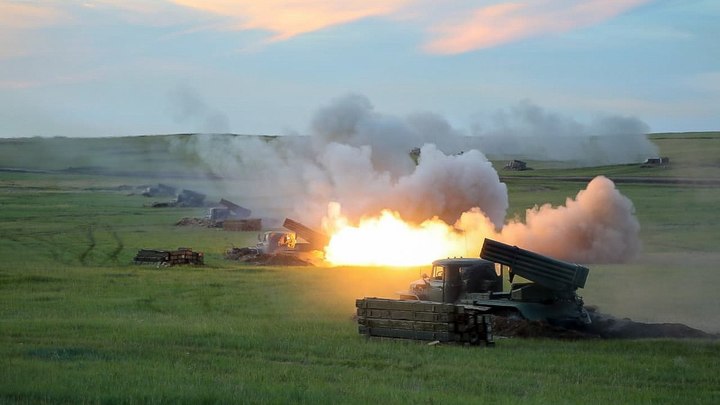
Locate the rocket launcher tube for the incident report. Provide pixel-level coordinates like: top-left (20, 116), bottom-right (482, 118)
top-left (480, 238), bottom-right (589, 291)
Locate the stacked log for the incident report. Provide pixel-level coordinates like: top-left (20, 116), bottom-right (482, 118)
top-left (168, 248), bottom-right (204, 265)
top-left (133, 249), bottom-right (170, 264)
top-left (356, 298), bottom-right (494, 346)
top-left (133, 248), bottom-right (204, 266)
top-left (223, 218), bottom-right (262, 231)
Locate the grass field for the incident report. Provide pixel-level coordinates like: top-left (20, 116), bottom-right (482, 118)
top-left (1, 133), bottom-right (719, 404)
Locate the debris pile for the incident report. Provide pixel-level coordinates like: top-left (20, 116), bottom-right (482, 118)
top-left (224, 247), bottom-right (313, 266)
top-left (224, 247), bottom-right (257, 260)
top-left (176, 217), bottom-right (216, 227)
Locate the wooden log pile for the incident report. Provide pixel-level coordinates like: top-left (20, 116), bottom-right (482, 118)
top-left (133, 248), bottom-right (204, 266)
top-left (223, 218), bottom-right (262, 231)
top-left (356, 297), bottom-right (494, 346)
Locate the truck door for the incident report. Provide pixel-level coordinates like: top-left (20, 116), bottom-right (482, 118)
top-left (427, 265), bottom-right (445, 302)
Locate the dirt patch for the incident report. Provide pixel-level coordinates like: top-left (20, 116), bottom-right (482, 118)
top-left (493, 310), bottom-right (718, 340)
top-left (225, 247), bottom-right (314, 266)
top-left (264, 254), bottom-right (314, 266)
top-left (175, 217), bottom-right (218, 227)
top-left (584, 311), bottom-right (716, 339)
top-left (493, 317), bottom-right (593, 339)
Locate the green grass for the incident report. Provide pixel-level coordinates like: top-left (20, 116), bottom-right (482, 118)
top-left (2, 261), bottom-right (719, 404)
top-left (1, 132), bottom-right (719, 404)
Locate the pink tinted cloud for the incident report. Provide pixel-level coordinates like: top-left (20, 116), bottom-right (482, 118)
top-left (170, 0), bottom-right (410, 41)
top-left (0, 1), bottom-right (71, 29)
top-left (423, 0), bottom-right (653, 54)
top-left (0, 2), bottom-right (72, 59)
top-left (168, 0), bottom-right (652, 53)
top-left (0, 0), bottom-right (654, 57)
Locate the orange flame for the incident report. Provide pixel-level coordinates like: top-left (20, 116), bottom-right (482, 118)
top-left (323, 203), bottom-right (473, 266)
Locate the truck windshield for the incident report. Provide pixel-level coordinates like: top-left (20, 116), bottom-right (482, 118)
top-left (431, 265), bottom-right (445, 280)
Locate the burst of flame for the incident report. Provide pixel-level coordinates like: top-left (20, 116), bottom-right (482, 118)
top-left (323, 206), bottom-right (471, 267)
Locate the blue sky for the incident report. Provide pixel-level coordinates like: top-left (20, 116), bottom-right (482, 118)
top-left (0, 0), bottom-right (718, 137)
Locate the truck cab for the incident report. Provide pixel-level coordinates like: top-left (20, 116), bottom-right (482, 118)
top-left (404, 258), bottom-right (503, 303)
top-left (256, 231), bottom-right (296, 255)
top-left (400, 241), bottom-right (591, 326)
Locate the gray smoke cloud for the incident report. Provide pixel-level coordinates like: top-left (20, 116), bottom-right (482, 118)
top-left (471, 100), bottom-right (658, 165)
top-left (172, 93), bottom-right (643, 263)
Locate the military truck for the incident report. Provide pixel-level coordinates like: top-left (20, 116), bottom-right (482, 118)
top-left (256, 230), bottom-right (297, 255)
top-left (404, 238), bottom-right (590, 326)
top-left (357, 239), bottom-right (590, 344)
top-left (225, 218), bottom-right (327, 265)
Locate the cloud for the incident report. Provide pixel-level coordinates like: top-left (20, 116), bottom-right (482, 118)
top-left (0, 1), bottom-right (71, 29)
top-left (82, 0), bottom-right (207, 27)
top-left (0, 1), bottom-right (72, 59)
top-left (166, 1), bottom-right (653, 53)
top-left (423, 0), bottom-right (653, 53)
top-left (170, 0), bottom-right (410, 41)
top-left (0, 0), bottom-right (654, 56)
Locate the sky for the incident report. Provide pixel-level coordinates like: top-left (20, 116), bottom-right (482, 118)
top-left (0, 0), bottom-right (718, 138)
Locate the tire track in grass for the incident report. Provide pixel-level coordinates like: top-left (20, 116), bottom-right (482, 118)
top-left (103, 226), bottom-right (124, 264)
top-left (78, 225), bottom-right (96, 266)
top-left (26, 225), bottom-right (89, 266)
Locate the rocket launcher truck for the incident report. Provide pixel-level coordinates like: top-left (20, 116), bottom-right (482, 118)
top-left (357, 238), bottom-right (591, 344)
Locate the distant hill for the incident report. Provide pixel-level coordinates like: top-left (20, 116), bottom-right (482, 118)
top-left (1, 132), bottom-right (718, 180)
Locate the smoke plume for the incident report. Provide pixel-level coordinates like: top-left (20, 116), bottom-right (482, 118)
top-left (471, 100), bottom-right (658, 165)
top-left (456, 176), bottom-right (641, 263)
top-left (174, 93), bottom-right (508, 226)
top-left (174, 93), bottom-right (643, 263)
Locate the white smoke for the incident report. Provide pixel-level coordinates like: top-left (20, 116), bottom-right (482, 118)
top-left (393, 145), bottom-right (506, 227)
top-left (310, 93), bottom-right (420, 177)
top-left (173, 93), bottom-right (508, 226)
top-left (471, 100), bottom-right (658, 165)
top-left (173, 93), bottom-right (644, 263)
top-left (456, 176), bottom-right (641, 263)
